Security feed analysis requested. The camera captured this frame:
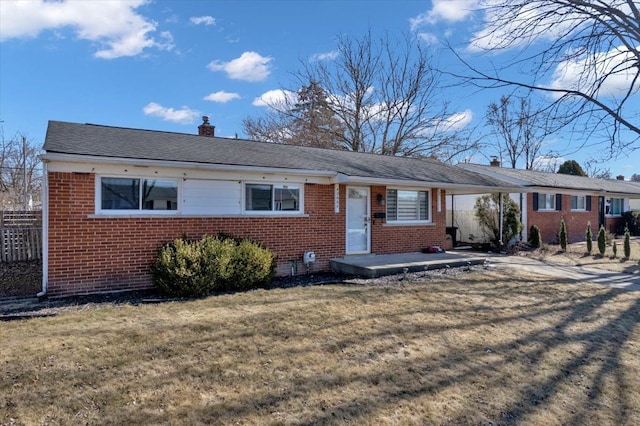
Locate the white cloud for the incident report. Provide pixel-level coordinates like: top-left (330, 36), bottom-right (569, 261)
top-left (190, 16), bottom-right (216, 26)
top-left (410, 0), bottom-right (479, 29)
top-left (252, 89), bottom-right (295, 108)
top-left (533, 155), bottom-right (564, 172)
top-left (548, 45), bottom-right (640, 98)
top-left (207, 51), bottom-right (273, 82)
top-left (417, 32), bottom-right (439, 45)
top-left (203, 91), bottom-right (241, 103)
top-left (468, 1), bottom-right (590, 52)
top-left (0, 0), bottom-right (170, 59)
top-left (443, 109), bottom-right (473, 131)
top-left (143, 102), bottom-right (199, 124)
top-left (310, 51), bottom-right (339, 62)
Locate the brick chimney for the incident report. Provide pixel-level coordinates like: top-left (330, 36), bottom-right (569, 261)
top-left (490, 157), bottom-right (500, 167)
top-left (198, 116), bottom-right (215, 137)
top-left (616, 175), bottom-right (625, 180)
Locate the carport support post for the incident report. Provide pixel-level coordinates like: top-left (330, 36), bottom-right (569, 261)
top-left (499, 192), bottom-right (504, 251)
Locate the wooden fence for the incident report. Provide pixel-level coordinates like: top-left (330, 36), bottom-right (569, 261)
top-left (0, 211), bottom-right (43, 262)
top-left (0, 227), bottom-right (42, 262)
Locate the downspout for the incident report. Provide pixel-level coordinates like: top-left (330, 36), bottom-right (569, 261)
top-left (499, 192), bottom-right (504, 250)
top-left (37, 161), bottom-right (48, 298)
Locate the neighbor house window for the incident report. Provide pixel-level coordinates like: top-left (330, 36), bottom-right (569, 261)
top-left (537, 193), bottom-right (556, 211)
top-left (386, 189), bottom-right (430, 222)
top-left (101, 177), bottom-right (178, 211)
top-left (571, 195), bottom-right (585, 211)
top-left (245, 183), bottom-right (300, 212)
top-left (608, 198), bottom-right (623, 215)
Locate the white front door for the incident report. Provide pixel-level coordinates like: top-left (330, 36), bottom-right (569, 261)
top-left (346, 186), bottom-right (370, 254)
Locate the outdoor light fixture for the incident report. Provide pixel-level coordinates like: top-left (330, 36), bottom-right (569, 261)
top-left (377, 193), bottom-right (386, 205)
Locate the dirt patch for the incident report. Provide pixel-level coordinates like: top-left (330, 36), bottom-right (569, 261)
top-left (0, 260), bottom-right (42, 298)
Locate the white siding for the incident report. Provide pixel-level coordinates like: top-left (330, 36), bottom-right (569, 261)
top-left (182, 179), bottom-right (242, 215)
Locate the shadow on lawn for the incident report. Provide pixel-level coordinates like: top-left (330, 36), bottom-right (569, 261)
top-left (132, 279), bottom-right (639, 423)
top-left (4, 274), bottom-right (639, 424)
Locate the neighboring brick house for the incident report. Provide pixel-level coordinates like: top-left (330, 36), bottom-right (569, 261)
top-left (450, 163), bottom-right (640, 245)
top-left (40, 119), bottom-right (509, 297)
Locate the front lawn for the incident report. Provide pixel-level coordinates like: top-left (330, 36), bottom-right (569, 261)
top-left (1, 269), bottom-right (639, 425)
top-left (523, 236), bottom-right (640, 274)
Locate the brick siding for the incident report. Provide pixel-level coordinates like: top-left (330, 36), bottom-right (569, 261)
top-left (47, 173), bottom-right (446, 296)
top-left (527, 193), bottom-right (599, 244)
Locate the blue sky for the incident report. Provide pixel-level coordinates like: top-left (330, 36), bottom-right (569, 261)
top-left (0, 0), bottom-right (638, 178)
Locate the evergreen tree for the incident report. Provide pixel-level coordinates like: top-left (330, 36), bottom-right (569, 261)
top-left (528, 225), bottom-right (541, 248)
top-left (557, 160), bottom-right (587, 176)
top-left (559, 218), bottom-right (568, 251)
top-left (585, 221), bottom-right (593, 255)
top-left (612, 241), bottom-right (618, 258)
top-left (597, 225), bottom-right (607, 256)
top-left (289, 81), bottom-right (345, 149)
top-left (624, 227), bottom-right (631, 259)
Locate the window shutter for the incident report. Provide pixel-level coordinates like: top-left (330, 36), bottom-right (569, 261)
top-left (556, 194), bottom-right (562, 211)
top-left (586, 196), bottom-right (591, 211)
top-left (532, 193), bottom-right (538, 211)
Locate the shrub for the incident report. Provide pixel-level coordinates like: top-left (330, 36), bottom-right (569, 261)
top-left (528, 225), bottom-right (542, 248)
top-left (228, 238), bottom-right (276, 291)
top-left (624, 227), bottom-right (631, 259)
top-left (559, 219), bottom-right (568, 252)
top-left (152, 235), bottom-right (275, 296)
top-left (597, 225), bottom-right (607, 256)
top-left (622, 211), bottom-right (640, 236)
top-left (612, 241), bottom-right (618, 258)
top-left (474, 194), bottom-right (521, 249)
top-left (585, 222), bottom-right (593, 255)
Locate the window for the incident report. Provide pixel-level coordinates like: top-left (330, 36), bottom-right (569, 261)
top-left (386, 189), bottom-right (430, 222)
top-left (608, 198), bottom-right (623, 215)
top-left (571, 195), bottom-right (585, 210)
top-left (245, 183), bottom-right (300, 212)
top-left (537, 193), bottom-right (556, 211)
top-left (101, 177), bottom-right (178, 211)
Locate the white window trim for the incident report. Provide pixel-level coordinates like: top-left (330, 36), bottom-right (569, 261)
top-left (242, 181), bottom-right (305, 215)
top-left (96, 175), bottom-right (181, 215)
top-left (386, 187), bottom-right (432, 225)
top-left (571, 195), bottom-right (586, 211)
top-left (606, 197), bottom-right (624, 217)
top-left (538, 193), bottom-right (556, 211)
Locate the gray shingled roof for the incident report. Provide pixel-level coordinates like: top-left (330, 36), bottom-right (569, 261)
top-left (43, 121), bottom-right (510, 189)
top-left (459, 164), bottom-right (640, 197)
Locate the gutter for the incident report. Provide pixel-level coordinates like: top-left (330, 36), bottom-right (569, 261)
top-left (37, 161), bottom-right (49, 298)
top-left (41, 152), bottom-right (338, 179)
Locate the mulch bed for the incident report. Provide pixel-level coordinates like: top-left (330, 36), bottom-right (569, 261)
top-left (0, 260), bottom-right (42, 298)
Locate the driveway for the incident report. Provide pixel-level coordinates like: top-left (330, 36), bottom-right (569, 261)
top-left (487, 255), bottom-right (640, 291)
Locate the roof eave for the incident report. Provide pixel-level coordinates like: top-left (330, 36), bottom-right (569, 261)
top-left (41, 152), bottom-right (339, 178)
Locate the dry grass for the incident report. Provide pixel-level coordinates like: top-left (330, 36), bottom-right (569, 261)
top-left (522, 236), bottom-right (640, 274)
top-left (2, 269), bottom-right (639, 425)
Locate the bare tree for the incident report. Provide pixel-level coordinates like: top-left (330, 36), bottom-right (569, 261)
top-left (274, 31), bottom-right (478, 161)
top-left (584, 159), bottom-right (612, 179)
top-left (486, 94), bottom-right (548, 169)
top-left (452, 0), bottom-right (640, 156)
top-left (243, 81), bottom-right (345, 148)
top-left (0, 129), bottom-right (42, 210)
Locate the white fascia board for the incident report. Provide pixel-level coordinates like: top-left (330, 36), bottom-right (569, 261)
top-left (525, 185), bottom-right (640, 198)
top-left (41, 153), bottom-right (337, 184)
top-left (331, 174), bottom-right (521, 194)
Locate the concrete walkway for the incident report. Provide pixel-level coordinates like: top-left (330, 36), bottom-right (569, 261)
top-left (486, 255), bottom-right (640, 291)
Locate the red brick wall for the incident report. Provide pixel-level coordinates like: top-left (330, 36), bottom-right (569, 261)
top-left (47, 173), bottom-right (447, 296)
top-left (527, 193), bottom-right (599, 244)
top-left (370, 186), bottom-right (446, 253)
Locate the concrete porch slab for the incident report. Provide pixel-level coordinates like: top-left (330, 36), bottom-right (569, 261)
top-left (330, 251), bottom-right (491, 278)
